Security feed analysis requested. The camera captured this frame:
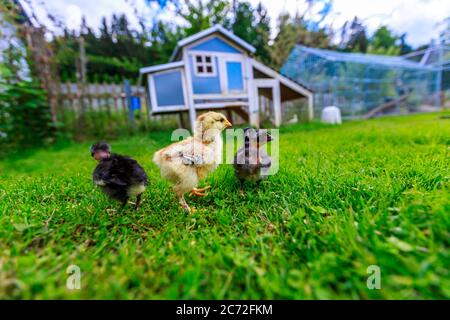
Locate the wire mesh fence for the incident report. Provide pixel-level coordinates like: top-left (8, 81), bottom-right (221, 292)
top-left (281, 45), bottom-right (447, 119)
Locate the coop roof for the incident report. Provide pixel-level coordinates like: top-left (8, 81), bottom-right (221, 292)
top-left (251, 59), bottom-right (313, 96)
top-left (139, 61), bottom-right (184, 74)
top-left (169, 25), bottom-right (256, 62)
top-left (292, 45), bottom-right (438, 70)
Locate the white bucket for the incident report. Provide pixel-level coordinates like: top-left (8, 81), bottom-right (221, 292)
top-left (321, 106), bottom-right (342, 124)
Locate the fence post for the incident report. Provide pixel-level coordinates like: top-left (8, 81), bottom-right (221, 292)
top-left (124, 80), bottom-right (136, 129)
top-left (76, 36), bottom-right (87, 130)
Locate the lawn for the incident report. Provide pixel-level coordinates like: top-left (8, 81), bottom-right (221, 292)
top-left (0, 112), bottom-right (449, 299)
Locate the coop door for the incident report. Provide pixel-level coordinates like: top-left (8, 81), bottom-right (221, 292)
top-left (257, 87), bottom-right (275, 127)
top-left (221, 57), bottom-right (245, 93)
top-left (254, 79), bottom-right (281, 127)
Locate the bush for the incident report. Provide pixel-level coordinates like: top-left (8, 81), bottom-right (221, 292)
top-left (0, 80), bottom-right (55, 150)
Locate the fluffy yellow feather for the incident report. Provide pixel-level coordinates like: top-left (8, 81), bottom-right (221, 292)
top-left (153, 111), bottom-right (231, 212)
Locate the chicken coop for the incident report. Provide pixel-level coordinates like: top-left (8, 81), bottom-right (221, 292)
top-left (281, 45), bottom-right (444, 119)
top-left (139, 25), bottom-right (313, 130)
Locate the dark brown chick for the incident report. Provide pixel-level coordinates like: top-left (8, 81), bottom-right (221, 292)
top-left (90, 141), bottom-right (148, 210)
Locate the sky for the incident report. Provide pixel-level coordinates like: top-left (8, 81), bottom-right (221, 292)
top-left (21, 0), bottom-right (450, 48)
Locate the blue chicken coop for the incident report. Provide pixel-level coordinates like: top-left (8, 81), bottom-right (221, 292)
top-left (139, 25), bottom-right (313, 129)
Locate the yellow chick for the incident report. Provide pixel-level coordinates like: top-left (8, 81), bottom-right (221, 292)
top-left (153, 112), bottom-right (232, 212)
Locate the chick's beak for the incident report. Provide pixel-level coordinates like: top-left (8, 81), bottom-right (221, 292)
top-left (93, 151), bottom-right (109, 161)
top-left (224, 119), bottom-right (232, 128)
top-left (93, 153), bottom-right (102, 161)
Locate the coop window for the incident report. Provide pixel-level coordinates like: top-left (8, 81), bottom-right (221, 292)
top-left (194, 55), bottom-right (216, 76)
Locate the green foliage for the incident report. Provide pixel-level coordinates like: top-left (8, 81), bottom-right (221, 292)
top-left (253, 3), bottom-right (272, 65)
top-left (0, 80), bottom-right (54, 150)
top-left (149, 21), bottom-right (184, 63)
top-left (52, 14), bottom-right (162, 84)
top-left (86, 55), bottom-right (141, 83)
top-left (51, 1), bottom-right (275, 80)
top-left (269, 14), bottom-right (299, 70)
top-left (0, 38), bottom-right (54, 152)
top-left (51, 1), bottom-right (236, 83)
top-left (232, 1), bottom-right (271, 65)
top-left (0, 112), bottom-right (448, 299)
top-left (57, 108), bottom-right (178, 143)
top-left (339, 20), bottom-right (413, 56)
top-left (232, 2), bottom-right (256, 43)
top-left (339, 22), bottom-right (412, 56)
top-left (178, 0), bottom-right (231, 36)
top-left (270, 14), bottom-right (332, 69)
top-left (340, 17), bottom-right (368, 53)
top-left (368, 26), bottom-right (401, 56)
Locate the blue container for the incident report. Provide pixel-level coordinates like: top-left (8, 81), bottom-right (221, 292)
top-left (131, 96), bottom-right (141, 111)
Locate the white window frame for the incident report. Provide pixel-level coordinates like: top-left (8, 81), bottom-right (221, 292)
top-left (148, 68), bottom-right (189, 113)
top-left (193, 54), bottom-right (217, 77)
top-left (220, 56), bottom-right (246, 94)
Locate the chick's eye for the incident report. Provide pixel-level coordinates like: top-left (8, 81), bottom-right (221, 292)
top-left (220, 118), bottom-right (224, 122)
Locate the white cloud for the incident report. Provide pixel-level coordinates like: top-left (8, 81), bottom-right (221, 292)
top-left (25, 0), bottom-right (153, 33)
top-left (250, 0), bottom-right (449, 47)
top-left (65, 4), bottom-right (82, 30)
top-left (25, 0), bottom-right (449, 47)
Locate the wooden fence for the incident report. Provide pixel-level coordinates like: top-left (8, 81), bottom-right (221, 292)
top-left (59, 82), bottom-right (145, 113)
top-left (57, 82), bottom-right (180, 136)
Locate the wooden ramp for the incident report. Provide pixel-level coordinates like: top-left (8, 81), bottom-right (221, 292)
top-left (365, 93), bottom-right (410, 119)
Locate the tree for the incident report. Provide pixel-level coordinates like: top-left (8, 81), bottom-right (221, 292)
top-left (0, 1), bottom-right (57, 150)
top-left (0, 6), bottom-right (54, 149)
top-left (230, 1), bottom-right (270, 64)
top-left (252, 2), bottom-right (271, 65)
top-left (177, 0), bottom-right (231, 36)
top-left (150, 21), bottom-right (184, 64)
top-left (232, 2), bottom-right (256, 44)
top-left (269, 13), bottom-right (332, 70)
top-left (52, 13), bottom-right (172, 83)
top-left (367, 25), bottom-right (401, 56)
top-left (340, 17), bottom-right (368, 53)
top-left (269, 14), bottom-right (299, 69)
top-left (398, 33), bottom-right (412, 55)
top-left (339, 22), bottom-right (412, 56)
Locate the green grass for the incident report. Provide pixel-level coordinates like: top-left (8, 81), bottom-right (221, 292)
top-left (0, 112), bottom-right (449, 299)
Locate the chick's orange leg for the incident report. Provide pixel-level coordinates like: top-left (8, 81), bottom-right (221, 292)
top-left (189, 190), bottom-right (206, 197)
top-left (189, 186), bottom-right (211, 196)
top-left (194, 186), bottom-right (211, 192)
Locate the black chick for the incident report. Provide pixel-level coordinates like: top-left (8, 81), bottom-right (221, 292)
top-left (90, 141), bottom-right (148, 210)
top-left (233, 128), bottom-right (273, 194)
